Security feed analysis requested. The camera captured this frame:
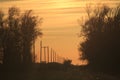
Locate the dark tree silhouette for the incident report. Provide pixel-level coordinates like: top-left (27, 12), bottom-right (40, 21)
top-left (21, 10), bottom-right (42, 64)
top-left (0, 10), bottom-right (5, 63)
top-left (0, 10), bottom-right (4, 47)
top-left (3, 7), bottom-right (22, 64)
top-left (0, 7), bottom-right (42, 65)
top-left (79, 5), bottom-right (120, 74)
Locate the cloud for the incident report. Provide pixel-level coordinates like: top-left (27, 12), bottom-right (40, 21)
top-left (0, 0), bottom-right (21, 2)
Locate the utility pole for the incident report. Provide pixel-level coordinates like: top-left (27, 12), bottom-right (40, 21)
top-left (47, 46), bottom-right (49, 63)
top-left (53, 51), bottom-right (55, 62)
top-left (40, 41), bottom-right (42, 63)
top-left (43, 47), bottom-right (46, 63)
top-left (55, 52), bottom-right (56, 62)
top-left (51, 48), bottom-right (52, 62)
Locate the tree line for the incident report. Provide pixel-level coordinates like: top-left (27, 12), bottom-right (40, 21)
top-left (0, 7), bottom-right (42, 65)
top-left (79, 5), bottom-right (120, 74)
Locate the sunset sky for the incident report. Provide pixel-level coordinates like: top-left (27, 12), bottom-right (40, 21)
top-left (0, 0), bottom-right (120, 65)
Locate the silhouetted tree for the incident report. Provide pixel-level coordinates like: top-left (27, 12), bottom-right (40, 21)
top-left (0, 10), bottom-right (5, 63)
top-left (0, 10), bottom-right (4, 48)
top-left (0, 7), bottom-right (42, 65)
top-left (21, 10), bottom-right (42, 64)
top-left (79, 5), bottom-right (120, 74)
top-left (4, 7), bottom-right (22, 64)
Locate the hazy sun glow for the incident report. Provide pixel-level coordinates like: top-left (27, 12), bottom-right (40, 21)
top-left (0, 0), bottom-right (120, 65)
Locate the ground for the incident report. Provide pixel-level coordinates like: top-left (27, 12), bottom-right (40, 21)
top-left (0, 63), bottom-right (119, 80)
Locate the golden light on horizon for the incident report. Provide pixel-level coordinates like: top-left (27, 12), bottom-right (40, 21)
top-left (0, 0), bottom-right (120, 65)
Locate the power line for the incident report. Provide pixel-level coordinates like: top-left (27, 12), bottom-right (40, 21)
top-left (39, 40), bottom-right (65, 63)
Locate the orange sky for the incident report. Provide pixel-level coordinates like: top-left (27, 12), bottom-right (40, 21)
top-left (0, 0), bottom-right (120, 65)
